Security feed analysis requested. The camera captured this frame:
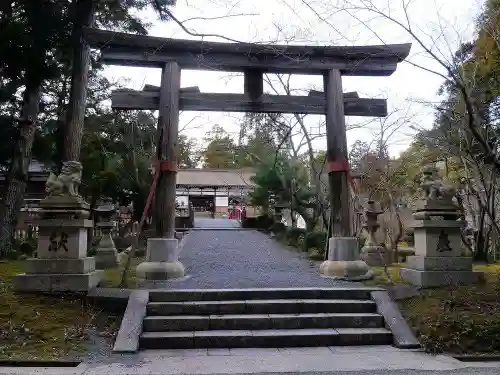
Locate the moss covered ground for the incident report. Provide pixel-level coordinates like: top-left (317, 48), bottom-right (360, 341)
top-left (368, 263), bottom-right (500, 354)
top-left (0, 261), bottom-right (120, 360)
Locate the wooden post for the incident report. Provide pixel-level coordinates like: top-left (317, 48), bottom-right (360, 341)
top-left (244, 69), bottom-right (263, 113)
top-left (155, 62), bottom-right (181, 238)
top-left (244, 69), bottom-right (263, 100)
top-left (323, 69), bottom-right (351, 237)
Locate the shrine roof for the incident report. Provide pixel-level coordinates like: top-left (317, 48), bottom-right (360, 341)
top-left (176, 168), bottom-right (254, 188)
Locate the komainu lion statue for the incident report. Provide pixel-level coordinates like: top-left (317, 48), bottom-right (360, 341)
top-left (420, 165), bottom-right (456, 202)
top-left (45, 161), bottom-right (83, 196)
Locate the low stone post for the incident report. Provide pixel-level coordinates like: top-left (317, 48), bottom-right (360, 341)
top-left (13, 161), bottom-right (102, 292)
top-left (94, 198), bottom-right (118, 269)
top-left (400, 166), bottom-right (483, 287)
top-left (360, 200), bottom-right (388, 266)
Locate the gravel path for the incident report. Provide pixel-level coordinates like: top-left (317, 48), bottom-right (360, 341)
top-left (161, 226), bottom-right (356, 289)
top-left (193, 217), bottom-right (241, 229)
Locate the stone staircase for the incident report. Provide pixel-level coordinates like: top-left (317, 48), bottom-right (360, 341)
top-left (139, 288), bottom-right (393, 349)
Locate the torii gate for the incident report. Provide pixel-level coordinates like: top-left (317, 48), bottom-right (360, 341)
top-left (84, 28), bottom-right (410, 281)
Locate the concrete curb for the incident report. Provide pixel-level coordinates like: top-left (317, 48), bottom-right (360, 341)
top-left (371, 290), bottom-right (421, 349)
top-left (87, 287), bottom-right (131, 312)
top-left (454, 355), bottom-right (500, 362)
top-left (112, 289), bottom-right (149, 353)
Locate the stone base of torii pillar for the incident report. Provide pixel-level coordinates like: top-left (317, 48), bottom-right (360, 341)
top-left (135, 238), bottom-right (185, 284)
top-left (320, 237), bottom-right (374, 281)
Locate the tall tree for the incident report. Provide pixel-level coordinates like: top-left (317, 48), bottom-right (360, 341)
top-left (0, 0), bottom-right (177, 255)
top-left (178, 134), bottom-right (199, 168)
top-left (201, 125), bottom-right (239, 169)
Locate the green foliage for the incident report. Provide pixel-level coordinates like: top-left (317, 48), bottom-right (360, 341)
top-left (271, 222), bottom-right (286, 234)
top-left (304, 231), bottom-right (328, 252)
top-left (286, 227), bottom-right (306, 249)
top-left (178, 134), bottom-right (200, 168)
top-left (248, 153), bottom-right (321, 230)
top-left (241, 215), bottom-right (274, 231)
top-left (201, 125), bottom-right (239, 168)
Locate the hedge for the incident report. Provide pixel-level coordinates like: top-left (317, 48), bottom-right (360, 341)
top-left (241, 215), bottom-right (274, 230)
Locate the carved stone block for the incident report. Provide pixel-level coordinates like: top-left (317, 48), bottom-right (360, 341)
top-left (36, 219), bottom-right (93, 259)
top-left (412, 220), bottom-right (463, 258)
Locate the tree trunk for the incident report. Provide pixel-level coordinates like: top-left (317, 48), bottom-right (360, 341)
top-left (62, 0), bottom-right (95, 162)
top-left (474, 207), bottom-right (489, 262)
top-left (0, 83), bottom-right (42, 257)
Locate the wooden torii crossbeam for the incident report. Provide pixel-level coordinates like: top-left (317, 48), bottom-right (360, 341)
top-left (84, 28), bottom-right (410, 76)
top-left (84, 27), bottom-right (411, 240)
top-left (112, 86), bottom-right (387, 116)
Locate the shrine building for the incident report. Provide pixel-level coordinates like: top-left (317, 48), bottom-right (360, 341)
top-left (0, 161), bottom-right (255, 219)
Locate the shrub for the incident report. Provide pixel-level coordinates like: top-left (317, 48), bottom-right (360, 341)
top-left (271, 222), bottom-right (287, 234)
top-left (305, 231), bottom-right (328, 252)
top-left (242, 215), bottom-right (273, 231)
top-left (308, 247), bottom-right (325, 260)
top-left (241, 217), bottom-right (258, 228)
top-left (255, 215), bottom-right (274, 230)
top-left (286, 227), bottom-right (306, 249)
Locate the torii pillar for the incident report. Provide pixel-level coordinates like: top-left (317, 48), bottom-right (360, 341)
top-left (319, 69), bottom-right (373, 281)
top-left (136, 62), bottom-right (186, 284)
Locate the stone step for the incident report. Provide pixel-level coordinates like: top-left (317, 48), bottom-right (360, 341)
top-left (147, 299), bottom-right (377, 316)
top-left (148, 288), bottom-right (376, 302)
top-left (139, 328), bottom-right (392, 349)
top-left (143, 312), bottom-right (384, 332)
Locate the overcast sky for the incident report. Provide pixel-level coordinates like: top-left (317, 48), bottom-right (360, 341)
top-left (103, 0), bottom-right (483, 157)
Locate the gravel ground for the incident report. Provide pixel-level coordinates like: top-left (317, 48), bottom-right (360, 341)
top-left (151, 222), bottom-right (356, 289)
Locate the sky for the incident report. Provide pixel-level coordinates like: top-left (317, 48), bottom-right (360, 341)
top-left (103, 0), bottom-right (484, 157)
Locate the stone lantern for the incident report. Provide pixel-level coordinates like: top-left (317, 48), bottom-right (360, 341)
top-left (360, 200), bottom-right (388, 266)
top-left (94, 198), bottom-right (119, 269)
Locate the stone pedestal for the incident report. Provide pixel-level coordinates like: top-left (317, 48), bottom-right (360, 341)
top-left (400, 220), bottom-right (482, 287)
top-left (95, 222), bottom-right (118, 269)
top-left (136, 238), bottom-right (185, 283)
top-left (320, 237), bottom-right (373, 281)
top-left (400, 166), bottom-right (483, 288)
top-left (13, 195), bottom-right (102, 293)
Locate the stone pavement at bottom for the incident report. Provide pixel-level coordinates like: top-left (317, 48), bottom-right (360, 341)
top-left (2, 346), bottom-right (499, 375)
top-left (161, 223), bottom-right (354, 289)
